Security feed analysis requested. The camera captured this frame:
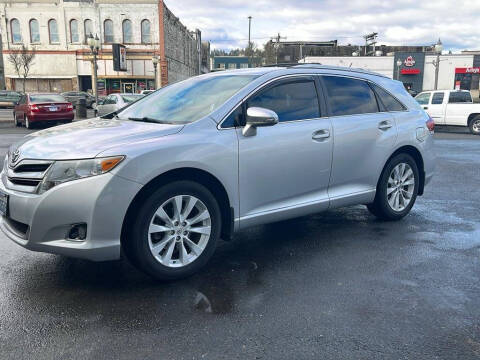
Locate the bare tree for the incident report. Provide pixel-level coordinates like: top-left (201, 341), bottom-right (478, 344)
top-left (7, 44), bottom-right (36, 92)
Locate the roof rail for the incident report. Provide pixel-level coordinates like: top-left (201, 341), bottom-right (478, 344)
top-left (261, 62), bottom-right (388, 78)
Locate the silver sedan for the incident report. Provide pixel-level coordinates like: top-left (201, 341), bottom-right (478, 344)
top-left (95, 93), bottom-right (144, 117)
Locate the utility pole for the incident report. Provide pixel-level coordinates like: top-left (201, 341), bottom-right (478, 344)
top-left (248, 16), bottom-right (252, 67)
top-left (363, 32), bottom-right (378, 56)
top-left (270, 33), bottom-right (286, 64)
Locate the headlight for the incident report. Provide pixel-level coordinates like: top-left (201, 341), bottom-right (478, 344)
top-left (38, 156), bottom-right (124, 194)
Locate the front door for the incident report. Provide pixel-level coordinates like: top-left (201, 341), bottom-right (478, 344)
top-left (320, 75), bottom-right (398, 201)
top-left (123, 83), bottom-right (134, 93)
top-left (237, 76), bottom-right (333, 228)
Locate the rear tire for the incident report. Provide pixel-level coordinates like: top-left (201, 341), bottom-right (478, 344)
top-left (469, 116), bottom-right (480, 135)
top-left (367, 153), bottom-right (419, 221)
top-left (126, 181), bottom-right (222, 281)
top-left (14, 113), bottom-right (19, 127)
top-left (24, 115), bottom-right (33, 129)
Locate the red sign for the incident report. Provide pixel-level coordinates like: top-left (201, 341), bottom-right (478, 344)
top-left (455, 67), bottom-right (480, 74)
top-left (404, 56), bottom-right (416, 67)
top-left (401, 68), bottom-right (421, 75)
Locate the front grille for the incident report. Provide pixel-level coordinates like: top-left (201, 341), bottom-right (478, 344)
top-left (4, 159), bottom-right (53, 193)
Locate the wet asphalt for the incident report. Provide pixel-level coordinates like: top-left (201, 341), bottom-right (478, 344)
top-left (0, 121), bottom-right (479, 360)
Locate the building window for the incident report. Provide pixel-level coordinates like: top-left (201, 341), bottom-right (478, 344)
top-left (141, 19), bottom-right (151, 44)
top-left (10, 19), bottom-right (21, 43)
top-left (218, 63), bottom-right (225, 69)
top-left (29, 19), bottom-right (40, 43)
top-left (48, 19), bottom-right (59, 44)
top-left (84, 19), bottom-right (93, 43)
top-left (240, 63), bottom-right (249, 69)
top-left (104, 19), bottom-right (114, 43)
top-left (70, 19), bottom-right (79, 43)
top-left (122, 19), bottom-right (132, 43)
top-left (228, 63), bottom-right (236, 69)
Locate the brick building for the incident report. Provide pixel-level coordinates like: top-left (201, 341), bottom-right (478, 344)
top-left (0, 0), bottom-right (204, 94)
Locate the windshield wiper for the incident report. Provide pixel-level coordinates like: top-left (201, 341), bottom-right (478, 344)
top-left (128, 117), bottom-right (166, 124)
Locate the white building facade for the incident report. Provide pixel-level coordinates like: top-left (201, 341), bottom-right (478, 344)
top-left (0, 0), bottom-right (202, 94)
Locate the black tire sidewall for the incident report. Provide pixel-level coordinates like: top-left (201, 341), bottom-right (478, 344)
top-left (469, 116), bottom-right (480, 135)
top-left (375, 153), bottom-right (419, 220)
top-left (130, 181), bottom-right (221, 280)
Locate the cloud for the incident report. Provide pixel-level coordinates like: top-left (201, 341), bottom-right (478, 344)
top-left (164, 0), bottom-right (479, 52)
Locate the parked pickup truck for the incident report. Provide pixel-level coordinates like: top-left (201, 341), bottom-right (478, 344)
top-left (415, 90), bottom-right (480, 135)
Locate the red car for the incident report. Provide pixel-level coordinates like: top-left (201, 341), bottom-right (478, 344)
top-left (14, 93), bottom-right (74, 129)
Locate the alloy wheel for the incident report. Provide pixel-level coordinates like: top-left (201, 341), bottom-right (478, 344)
top-left (386, 162), bottom-right (415, 212)
top-left (473, 119), bottom-right (480, 133)
top-left (148, 195), bottom-right (211, 268)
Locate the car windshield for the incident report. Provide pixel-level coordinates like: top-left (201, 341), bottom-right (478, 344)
top-left (30, 94), bottom-right (67, 103)
top-left (121, 95), bottom-right (144, 103)
top-left (117, 74), bottom-right (258, 124)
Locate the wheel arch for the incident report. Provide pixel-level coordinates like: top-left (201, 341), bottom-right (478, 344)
top-left (382, 145), bottom-right (425, 196)
top-left (468, 113), bottom-right (480, 124)
top-left (121, 167), bottom-right (234, 254)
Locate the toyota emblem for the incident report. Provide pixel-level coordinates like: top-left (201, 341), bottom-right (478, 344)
top-left (10, 149), bottom-right (20, 165)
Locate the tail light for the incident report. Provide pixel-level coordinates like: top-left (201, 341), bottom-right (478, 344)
top-left (29, 104), bottom-right (39, 112)
top-left (66, 103), bottom-right (73, 111)
top-left (426, 115), bottom-right (435, 132)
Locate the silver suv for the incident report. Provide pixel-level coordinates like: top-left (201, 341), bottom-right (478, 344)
top-left (0, 65), bottom-right (435, 280)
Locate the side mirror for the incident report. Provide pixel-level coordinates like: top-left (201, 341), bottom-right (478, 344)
top-left (243, 107), bottom-right (279, 137)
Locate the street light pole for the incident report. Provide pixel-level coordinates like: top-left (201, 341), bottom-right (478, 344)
top-left (396, 59), bottom-right (402, 80)
top-left (87, 33), bottom-right (101, 107)
top-left (433, 38), bottom-right (443, 90)
top-left (152, 55), bottom-right (159, 89)
top-left (248, 16), bottom-right (252, 67)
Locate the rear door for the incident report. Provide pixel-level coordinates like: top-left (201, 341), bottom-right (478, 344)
top-left (445, 91), bottom-right (472, 126)
top-left (320, 75), bottom-right (397, 202)
top-left (236, 76), bottom-right (333, 226)
top-left (428, 91), bottom-right (446, 125)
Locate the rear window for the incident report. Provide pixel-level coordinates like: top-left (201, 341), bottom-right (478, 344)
top-left (448, 91), bottom-right (472, 103)
top-left (322, 76), bottom-right (378, 116)
top-left (121, 95), bottom-right (143, 103)
top-left (30, 94), bottom-right (67, 103)
top-left (371, 84), bottom-right (405, 112)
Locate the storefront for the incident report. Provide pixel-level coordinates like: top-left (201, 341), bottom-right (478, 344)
top-left (454, 67), bottom-right (480, 91)
top-left (393, 52), bottom-right (425, 94)
top-left (96, 78), bottom-right (155, 96)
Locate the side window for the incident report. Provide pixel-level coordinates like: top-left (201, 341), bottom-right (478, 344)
top-left (112, 96), bottom-right (118, 104)
top-left (247, 80), bottom-right (320, 122)
top-left (449, 91), bottom-right (472, 103)
top-left (431, 92), bottom-right (444, 105)
top-left (222, 105), bottom-right (243, 128)
top-left (371, 83), bottom-right (406, 112)
top-left (322, 76), bottom-right (378, 116)
top-left (415, 93), bottom-right (431, 105)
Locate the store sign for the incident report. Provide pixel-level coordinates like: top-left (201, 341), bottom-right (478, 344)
top-left (112, 44), bottom-right (127, 72)
top-left (404, 56), bottom-right (416, 67)
top-left (401, 68), bottom-right (421, 75)
top-left (455, 67), bottom-right (480, 74)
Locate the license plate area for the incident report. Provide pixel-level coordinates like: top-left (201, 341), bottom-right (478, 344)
top-left (49, 106), bottom-right (58, 112)
top-left (0, 190), bottom-right (8, 217)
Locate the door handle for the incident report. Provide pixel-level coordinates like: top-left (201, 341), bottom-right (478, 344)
top-left (423, 106), bottom-right (428, 110)
top-left (378, 120), bottom-right (393, 131)
top-left (312, 129), bottom-right (330, 140)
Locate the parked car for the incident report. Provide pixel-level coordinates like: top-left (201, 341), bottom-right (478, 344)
top-left (95, 93), bottom-right (144, 117)
top-left (415, 90), bottom-right (480, 135)
top-left (61, 91), bottom-right (95, 108)
top-left (0, 65), bottom-right (435, 280)
top-left (0, 90), bottom-right (21, 108)
top-left (13, 93), bottom-right (74, 129)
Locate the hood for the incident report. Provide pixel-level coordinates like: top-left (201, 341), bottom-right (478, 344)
top-left (12, 118), bottom-right (184, 160)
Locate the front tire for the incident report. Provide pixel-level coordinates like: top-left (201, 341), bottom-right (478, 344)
top-left (127, 181), bottom-right (222, 281)
top-left (469, 116), bottom-right (480, 135)
top-left (367, 153), bottom-right (419, 221)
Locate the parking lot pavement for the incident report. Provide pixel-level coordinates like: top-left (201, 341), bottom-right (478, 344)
top-left (0, 128), bottom-right (479, 360)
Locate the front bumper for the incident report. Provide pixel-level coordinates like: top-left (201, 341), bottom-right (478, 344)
top-left (0, 172), bottom-right (142, 261)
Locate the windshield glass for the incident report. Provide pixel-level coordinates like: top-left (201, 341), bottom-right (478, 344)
top-left (30, 94), bottom-right (67, 103)
top-left (117, 74), bottom-right (258, 124)
top-left (121, 94), bottom-right (144, 103)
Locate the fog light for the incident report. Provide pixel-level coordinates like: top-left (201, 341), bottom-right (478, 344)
top-left (67, 223), bottom-right (87, 241)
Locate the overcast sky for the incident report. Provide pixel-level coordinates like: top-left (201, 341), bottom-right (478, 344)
top-left (165, 0), bottom-right (479, 53)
